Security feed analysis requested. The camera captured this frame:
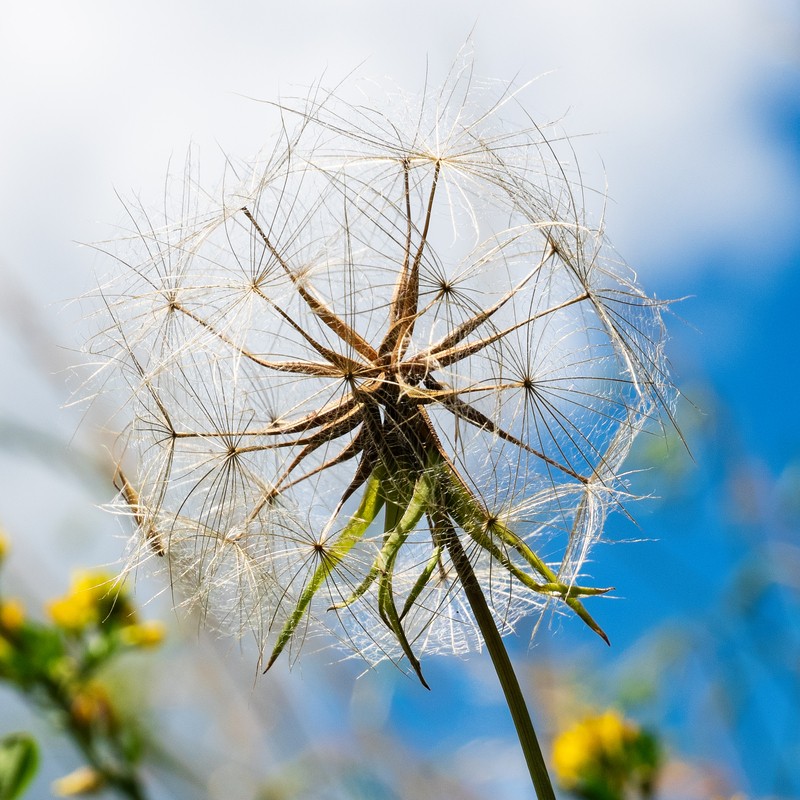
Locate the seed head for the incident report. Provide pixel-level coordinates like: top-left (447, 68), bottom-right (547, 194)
top-left (89, 57), bottom-right (673, 676)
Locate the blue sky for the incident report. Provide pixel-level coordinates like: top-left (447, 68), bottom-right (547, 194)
top-left (1, 3), bottom-right (798, 797)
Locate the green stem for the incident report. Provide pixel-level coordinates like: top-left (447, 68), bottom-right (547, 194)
top-left (443, 523), bottom-right (556, 800)
top-left (40, 678), bottom-right (148, 800)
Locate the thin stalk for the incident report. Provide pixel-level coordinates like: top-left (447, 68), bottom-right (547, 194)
top-left (443, 520), bottom-right (556, 800)
top-left (41, 678), bottom-right (148, 800)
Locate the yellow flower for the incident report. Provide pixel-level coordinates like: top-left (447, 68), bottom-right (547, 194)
top-left (119, 620), bottom-right (166, 648)
top-left (552, 709), bottom-right (639, 786)
top-left (47, 572), bottom-right (116, 632)
top-left (594, 709), bottom-right (637, 752)
top-left (52, 766), bottom-right (105, 796)
top-left (0, 598), bottom-right (25, 632)
top-left (0, 529), bottom-right (8, 562)
top-left (553, 721), bottom-right (595, 785)
top-left (48, 589), bottom-right (98, 631)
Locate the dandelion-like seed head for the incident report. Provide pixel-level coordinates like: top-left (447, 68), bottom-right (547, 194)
top-left (89, 56), bottom-right (673, 680)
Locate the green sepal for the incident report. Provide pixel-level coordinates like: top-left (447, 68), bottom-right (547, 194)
top-left (444, 463), bottom-right (610, 644)
top-left (373, 469), bottom-right (436, 688)
top-left (378, 565), bottom-right (429, 689)
top-left (329, 473), bottom-right (431, 612)
top-left (265, 469), bottom-right (385, 670)
top-left (400, 543), bottom-right (443, 620)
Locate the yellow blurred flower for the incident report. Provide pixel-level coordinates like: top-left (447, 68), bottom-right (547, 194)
top-left (594, 709), bottom-right (636, 752)
top-left (553, 725), bottom-right (592, 784)
top-left (552, 709), bottom-right (638, 786)
top-left (52, 766), bottom-right (105, 796)
top-left (0, 529), bottom-right (8, 562)
top-left (0, 598), bottom-right (25, 632)
top-left (47, 572), bottom-right (125, 632)
top-left (119, 620), bottom-right (166, 648)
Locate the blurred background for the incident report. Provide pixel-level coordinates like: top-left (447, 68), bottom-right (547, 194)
top-left (1, 1), bottom-right (798, 797)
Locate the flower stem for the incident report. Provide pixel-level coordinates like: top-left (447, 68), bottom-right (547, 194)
top-left (444, 525), bottom-right (556, 800)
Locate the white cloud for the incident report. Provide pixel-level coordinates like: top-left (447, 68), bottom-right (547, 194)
top-left (0, 0), bottom-right (796, 311)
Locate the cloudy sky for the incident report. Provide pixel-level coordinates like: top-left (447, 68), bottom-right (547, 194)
top-left (2, 0), bottom-right (797, 550)
top-left (2, 0), bottom-right (797, 292)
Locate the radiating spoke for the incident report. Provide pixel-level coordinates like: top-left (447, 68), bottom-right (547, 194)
top-left (423, 376), bottom-right (588, 483)
top-left (242, 206), bottom-right (378, 361)
top-left (262, 394), bottom-right (360, 438)
top-left (270, 425), bottom-right (366, 497)
top-left (406, 242), bottom-right (556, 366)
top-left (380, 160), bottom-right (441, 359)
top-left (418, 291), bottom-right (590, 371)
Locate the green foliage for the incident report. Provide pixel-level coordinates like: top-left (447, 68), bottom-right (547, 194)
top-left (0, 533), bottom-right (163, 799)
top-left (0, 734), bottom-right (39, 800)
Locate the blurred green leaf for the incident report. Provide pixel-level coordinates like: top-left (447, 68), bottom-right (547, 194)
top-left (0, 733), bottom-right (39, 800)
